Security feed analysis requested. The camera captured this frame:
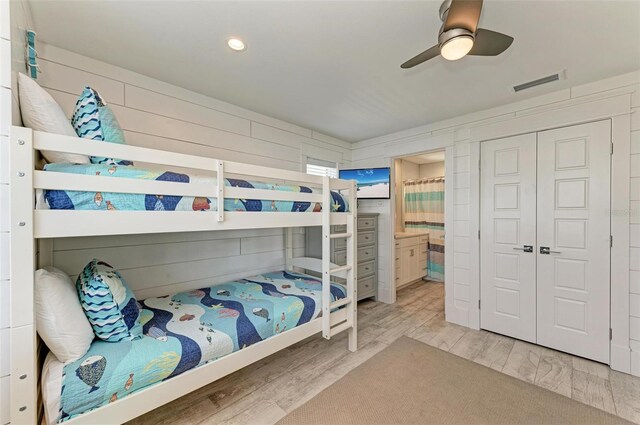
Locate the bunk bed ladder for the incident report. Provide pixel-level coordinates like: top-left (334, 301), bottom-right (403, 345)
top-left (321, 177), bottom-right (357, 351)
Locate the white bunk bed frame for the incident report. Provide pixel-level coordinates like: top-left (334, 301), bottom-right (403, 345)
top-left (8, 126), bottom-right (358, 425)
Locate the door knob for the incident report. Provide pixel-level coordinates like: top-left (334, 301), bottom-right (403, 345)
top-left (540, 246), bottom-right (561, 255)
top-left (513, 245), bottom-right (533, 253)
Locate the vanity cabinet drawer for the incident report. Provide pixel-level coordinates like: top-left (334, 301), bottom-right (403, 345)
top-left (398, 237), bottom-right (418, 248)
top-left (358, 217), bottom-right (376, 230)
top-left (357, 231), bottom-right (375, 246)
top-left (358, 260), bottom-right (376, 278)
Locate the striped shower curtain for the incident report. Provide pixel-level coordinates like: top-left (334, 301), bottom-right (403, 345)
top-left (403, 178), bottom-right (445, 281)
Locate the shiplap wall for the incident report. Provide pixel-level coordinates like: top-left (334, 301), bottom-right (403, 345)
top-left (629, 86), bottom-right (640, 375)
top-left (30, 40), bottom-right (352, 298)
top-left (352, 70), bottom-right (640, 375)
top-left (52, 229), bottom-right (305, 300)
top-left (0, 2), bottom-right (10, 422)
top-left (1, 1), bottom-right (33, 422)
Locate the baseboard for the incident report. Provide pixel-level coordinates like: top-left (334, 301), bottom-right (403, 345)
top-left (611, 343), bottom-right (632, 374)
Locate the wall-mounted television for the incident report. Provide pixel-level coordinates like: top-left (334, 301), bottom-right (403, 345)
top-left (339, 167), bottom-right (391, 199)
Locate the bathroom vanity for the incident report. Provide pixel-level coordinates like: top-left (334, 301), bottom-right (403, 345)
top-left (395, 232), bottom-right (429, 288)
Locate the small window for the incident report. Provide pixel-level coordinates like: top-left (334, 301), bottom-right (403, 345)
top-left (306, 157), bottom-right (338, 178)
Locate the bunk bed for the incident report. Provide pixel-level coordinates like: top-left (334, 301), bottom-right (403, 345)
top-left (9, 126), bottom-right (359, 424)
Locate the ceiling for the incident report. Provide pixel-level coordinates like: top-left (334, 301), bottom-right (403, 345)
top-left (403, 151), bottom-right (445, 164)
top-left (29, 1), bottom-right (640, 142)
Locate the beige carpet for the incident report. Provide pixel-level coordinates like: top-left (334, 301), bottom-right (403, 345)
top-left (278, 336), bottom-right (630, 425)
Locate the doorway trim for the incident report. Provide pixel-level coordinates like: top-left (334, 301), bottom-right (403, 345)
top-left (389, 144), bottom-right (455, 314)
top-left (468, 94), bottom-right (632, 373)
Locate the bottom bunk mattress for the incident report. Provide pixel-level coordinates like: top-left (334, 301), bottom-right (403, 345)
top-left (42, 270), bottom-right (346, 424)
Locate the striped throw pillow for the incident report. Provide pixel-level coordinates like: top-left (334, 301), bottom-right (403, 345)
top-left (71, 87), bottom-right (133, 166)
top-left (77, 260), bottom-right (142, 342)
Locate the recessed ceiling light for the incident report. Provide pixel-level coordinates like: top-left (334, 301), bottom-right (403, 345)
top-left (227, 37), bottom-right (246, 52)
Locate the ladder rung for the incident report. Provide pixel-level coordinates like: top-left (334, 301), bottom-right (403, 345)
top-left (330, 297), bottom-right (352, 309)
top-left (330, 232), bottom-right (352, 239)
top-left (330, 321), bottom-right (352, 337)
top-left (330, 265), bottom-right (352, 274)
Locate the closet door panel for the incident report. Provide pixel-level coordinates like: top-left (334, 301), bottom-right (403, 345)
top-left (480, 133), bottom-right (537, 342)
top-left (536, 120), bottom-right (611, 363)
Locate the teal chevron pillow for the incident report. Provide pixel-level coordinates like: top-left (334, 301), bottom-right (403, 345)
top-left (77, 260), bottom-right (142, 342)
top-left (71, 87), bottom-right (133, 166)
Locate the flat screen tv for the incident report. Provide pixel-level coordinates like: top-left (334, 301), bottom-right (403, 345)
top-left (339, 167), bottom-right (391, 199)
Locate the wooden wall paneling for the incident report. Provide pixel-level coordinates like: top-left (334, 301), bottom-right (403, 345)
top-left (53, 228), bottom-right (282, 250)
top-left (124, 85), bottom-right (250, 136)
top-left (53, 238), bottom-right (242, 274)
top-left (36, 59), bottom-right (125, 105)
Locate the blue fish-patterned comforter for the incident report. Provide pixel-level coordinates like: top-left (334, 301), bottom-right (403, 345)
top-left (55, 271), bottom-right (346, 422)
top-left (40, 163), bottom-right (349, 212)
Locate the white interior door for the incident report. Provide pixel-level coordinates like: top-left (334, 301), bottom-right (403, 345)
top-left (536, 120), bottom-right (611, 363)
top-left (480, 133), bottom-right (537, 343)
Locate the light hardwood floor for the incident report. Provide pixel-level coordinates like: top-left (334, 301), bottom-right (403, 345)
top-left (130, 281), bottom-right (640, 425)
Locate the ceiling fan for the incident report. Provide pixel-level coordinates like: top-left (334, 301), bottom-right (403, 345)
top-left (401, 0), bottom-right (514, 68)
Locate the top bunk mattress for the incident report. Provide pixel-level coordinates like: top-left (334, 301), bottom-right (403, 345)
top-left (38, 163), bottom-right (349, 213)
top-left (43, 270), bottom-right (347, 424)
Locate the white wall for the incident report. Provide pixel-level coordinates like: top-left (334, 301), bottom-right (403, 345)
top-left (400, 159), bottom-right (419, 180)
top-left (352, 70), bottom-right (640, 376)
top-left (419, 161), bottom-right (444, 179)
top-left (0, 3), bottom-right (10, 423)
top-left (0, 1), bottom-right (33, 422)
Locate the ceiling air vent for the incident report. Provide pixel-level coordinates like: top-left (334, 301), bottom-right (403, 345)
top-left (513, 71), bottom-right (564, 93)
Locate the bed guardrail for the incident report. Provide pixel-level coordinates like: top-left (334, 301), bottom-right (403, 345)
top-left (12, 127), bottom-right (355, 237)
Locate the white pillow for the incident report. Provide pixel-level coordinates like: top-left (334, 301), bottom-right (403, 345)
top-left (35, 266), bottom-right (94, 363)
top-left (18, 73), bottom-right (90, 164)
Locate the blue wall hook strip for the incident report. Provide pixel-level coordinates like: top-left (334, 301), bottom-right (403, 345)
top-left (26, 29), bottom-right (38, 79)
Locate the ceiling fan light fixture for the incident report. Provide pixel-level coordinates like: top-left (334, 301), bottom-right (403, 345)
top-left (440, 35), bottom-right (474, 61)
top-left (227, 37), bottom-right (246, 52)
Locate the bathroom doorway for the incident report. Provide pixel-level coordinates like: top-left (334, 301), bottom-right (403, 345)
top-left (393, 150), bottom-right (446, 297)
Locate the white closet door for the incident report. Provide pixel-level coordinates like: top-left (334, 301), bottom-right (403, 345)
top-left (536, 120), bottom-right (611, 363)
top-left (480, 133), bottom-right (537, 343)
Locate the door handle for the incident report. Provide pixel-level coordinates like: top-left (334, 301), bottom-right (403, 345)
top-left (513, 245), bottom-right (533, 253)
top-left (540, 246), bottom-right (561, 255)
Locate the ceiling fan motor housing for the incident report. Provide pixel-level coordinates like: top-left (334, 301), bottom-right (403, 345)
top-left (438, 0), bottom-right (475, 47)
top-left (438, 27), bottom-right (474, 47)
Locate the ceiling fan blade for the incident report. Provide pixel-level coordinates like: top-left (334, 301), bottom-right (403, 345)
top-left (468, 28), bottom-right (514, 56)
top-left (401, 45), bottom-right (441, 69)
top-left (443, 0), bottom-right (483, 33)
